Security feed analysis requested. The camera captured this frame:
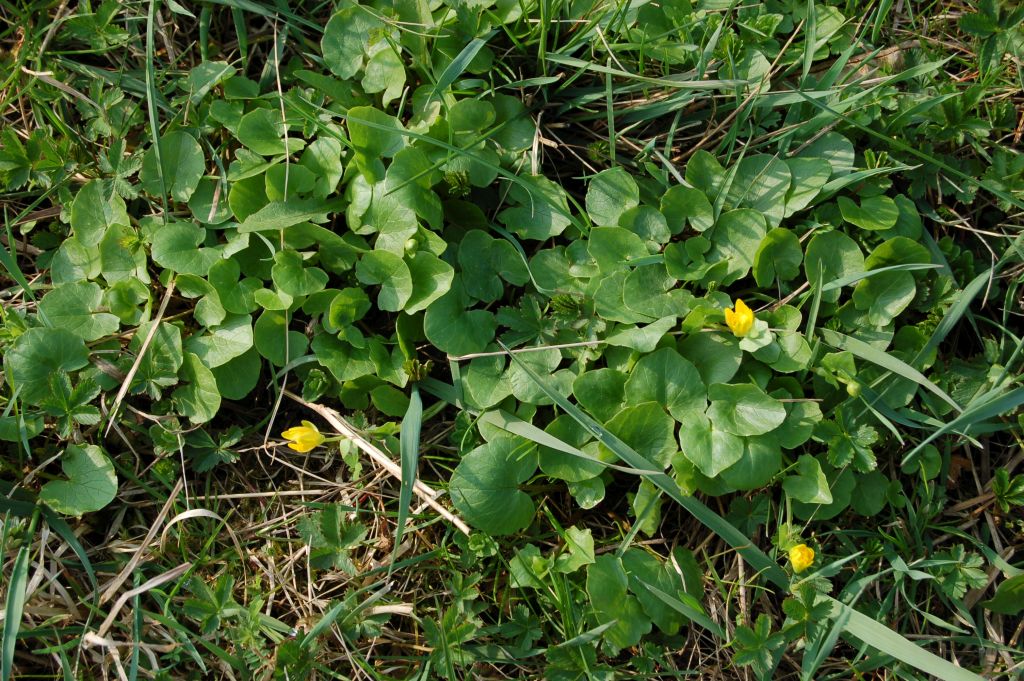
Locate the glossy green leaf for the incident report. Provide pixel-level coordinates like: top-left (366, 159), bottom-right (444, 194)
top-left (661, 185), bottom-right (713, 233)
top-left (676, 410), bottom-right (743, 478)
top-left (586, 555), bottom-right (652, 651)
top-left (838, 195), bottom-right (899, 231)
top-left (782, 455), bottom-right (833, 504)
top-left (423, 276), bottom-right (496, 356)
top-left (624, 348), bottom-right (706, 421)
top-left (184, 314), bottom-right (253, 368)
top-left (726, 154), bottom-right (791, 228)
top-left (980, 574), bottom-right (1024, 615)
top-left (804, 231), bottom-right (864, 303)
top-left (783, 157), bottom-right (831, 216)
top-left (321, 7), bottom-right (380, 79)
top-left (236, 197), bottom-right (339, 233)
top-left (151, 222), bottom-right (222, 275)
top-left (599, 402), bottom-right (677, 469)
top-left (356, 250), bottom-right (413, 312)
top-left (272, 249), bottom-right (328, 297)
top-left (852, 270), bottom-right (916, 326)
top-left (362, 45), bottom-right (405, 106)
top-left (71, 180), bottom-right (129, 247)
top-left (707, 383), bottom-right (786, 437)
top-left (498, 175), bottom-right (573, 241)
top-left (753, 228), bottom-right (803, 287)
top-left (254, 309), bottom-right (308, 367)
top-left (172, 352), bottom-right (222, 424)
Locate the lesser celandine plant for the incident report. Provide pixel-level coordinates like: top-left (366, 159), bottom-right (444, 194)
top-left (0, 1), bottom-right (1022, 679)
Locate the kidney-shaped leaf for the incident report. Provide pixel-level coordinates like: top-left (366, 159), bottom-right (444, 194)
top-left (782, 454), bottom-right (833, 504)
top-left (449, 436), bottom-right (538, 536)
top-left (356, 250), bottom-right (413, 312)
top-left (140, 130), bottom-right (205, 202)
top-left (39, 282), bottom-right (120, 342)
top-left (586, 555), bottom-right (652, 652)
top-left (586, 167), bottom-right (639, 227)
top-left (624, 348), bottom-right (707, 420)
top-left (40, 444), bottom-right (117, 516)
top-left (707, 383), bottom-right (786, 437)
top-left (4, 328), bottom-right (90, 405)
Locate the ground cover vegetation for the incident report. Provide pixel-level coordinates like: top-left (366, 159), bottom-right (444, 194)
top-left (1, 0), bottom-right (1023, 678)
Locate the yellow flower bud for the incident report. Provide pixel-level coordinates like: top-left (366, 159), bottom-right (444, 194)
top-left (724, 298), bottom-right (755, 337)
top-left (281, 420), bottom-right (326, 453)
top-left (789, 543), bottom-right (815, 574)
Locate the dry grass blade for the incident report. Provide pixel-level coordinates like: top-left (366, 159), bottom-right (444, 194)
top-left (158, 508), bottom-right (245, 560)
top-left (96, 562), bottom-right (192, 638)
top-left (103, 278), bottom-right (176, 437)
top-left (100, 478), bottom-right (184, 605)
top-left (284, 390), bottom-right (471, 535)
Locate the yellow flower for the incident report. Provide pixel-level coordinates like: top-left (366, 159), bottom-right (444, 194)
top-left (724, 298), bottom-right (755, 337)
top-left (281, 421), bottom-right (326, 453)
top-left (789, 544), bottom-right (815, 574)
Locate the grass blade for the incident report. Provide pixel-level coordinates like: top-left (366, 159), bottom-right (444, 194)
top-left (901, 386), bottom-right (1024, 467)
top-left (821, 263), bottom-right (941, 292)
top-left (818, 329), bottom-right (961, 412)
top-left (428, 35), bottom-right (493, 103)
top-left (2, 504), bottom-right (39, 681)
top-left (833, 601), bottom-right (983, 681)
top-left (638, 582), bottom-right (725, 638)
top-left (394, 383), bottom-right (423, 565)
